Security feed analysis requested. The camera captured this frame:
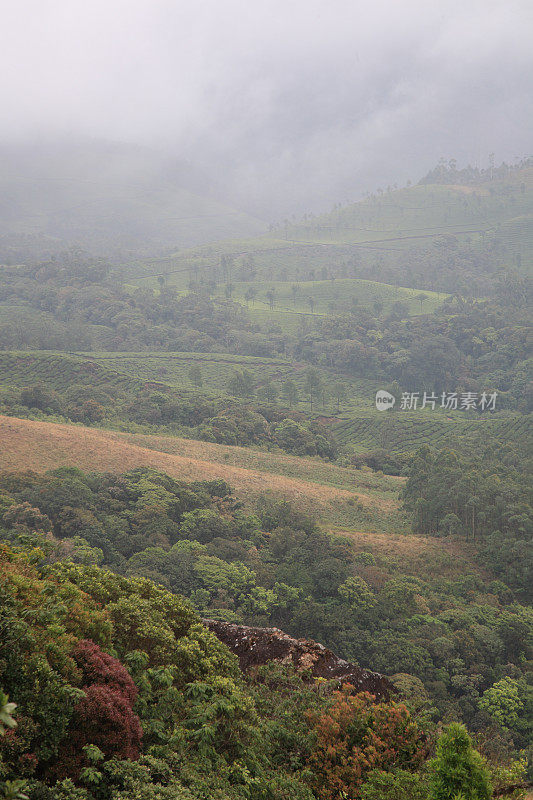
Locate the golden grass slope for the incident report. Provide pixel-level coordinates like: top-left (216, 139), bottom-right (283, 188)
top-left (0, 416), bottom-right (403, 531)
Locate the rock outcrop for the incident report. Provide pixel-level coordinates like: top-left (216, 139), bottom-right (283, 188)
top-left (203, 619), bottom-right (395, 700)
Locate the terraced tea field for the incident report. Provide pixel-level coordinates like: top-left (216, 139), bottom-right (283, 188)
top-left (0, 351), bottom-right (140, 394)
top-left (3, 351), bottom-right (526, 453)
top-left (333, 409), bottom-right (532, 452)
top-left (79, 350), bottom-right (380, 411)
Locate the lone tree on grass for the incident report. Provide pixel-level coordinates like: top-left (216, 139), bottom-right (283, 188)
top-left (417, 293), bottom-right (429, 311)
top-left (265, 289), bottom-right (275, 310)
top-left (260, 381), bottom-right (279, 403)
top-left (304, 368), bottom-right (322, 412)
top-left (227, 369), bottom-right (255, 399)
top-left (244, 286), bottom-right (257, 306)
top-left (332, 382), bottom-right (348, 412)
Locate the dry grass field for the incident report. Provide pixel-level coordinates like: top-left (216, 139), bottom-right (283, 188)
top-left (0, 415), bottom-right (403, 531)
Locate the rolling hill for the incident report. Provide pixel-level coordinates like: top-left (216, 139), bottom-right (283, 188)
top-left (124, 162), bottom-right (533, 289)
top-left (1, 349), bottom-right (528, 455)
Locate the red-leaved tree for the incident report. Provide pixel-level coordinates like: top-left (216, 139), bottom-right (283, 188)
top-left (54, 640), bottom-right (142, 778)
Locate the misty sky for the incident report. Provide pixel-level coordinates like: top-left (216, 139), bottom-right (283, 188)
top-left (2, 0), bottom-right (533, 215)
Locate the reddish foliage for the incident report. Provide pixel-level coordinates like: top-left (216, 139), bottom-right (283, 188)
top-left (70, 684), bottom-right (142, 759)
top-left (306, 687), bottom-right (427, 800)
top-left (54, 640), bottom-right (142, 779)
top-left (72, 639), bottom-right (138, 705)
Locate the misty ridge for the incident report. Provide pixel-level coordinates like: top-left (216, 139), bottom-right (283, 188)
top-left (1, 138), bottom-right (532, 263)
top-left (1, 0), bottom-right (531, 261)
top-left (0, 139), bottom-right (265, 259)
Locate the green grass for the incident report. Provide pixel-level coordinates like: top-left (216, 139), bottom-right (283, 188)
top-left (129, 273), bottom-right (448, 335)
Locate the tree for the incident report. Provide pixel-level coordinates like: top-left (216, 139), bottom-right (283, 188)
top-left (291, 284), bottom-right (300, 306)
top-left (227, 369), bottom-right (255, 398)
top-left (0, 691), bottom-right (17, 737)
top-left (244, 286), bottom-right (257, 306)
top-left (331, 382), bottom-right (347, 412)
top-left (404, 335), bottom-right (460, 394)
top-left (260, 381), bottom-right (279, 403)
top-left (360, 769), bottom-right (428, 800)
top-left (427, 723), bottom-right (491, 800)
top-left (20, 385), bottom-right (62, 414)
top-left (306, 689), bottom-right (426, 800)
top-left (478, 677), bottom-right (524, 731)
top-left (282, 379), bottom-right (299, 407)
top-left (56, 640), bottom-right (142, 778)
top-left (338, 576), bottom-right (375, 613)
top-left (188, 365), bottom-right (203, 387)
top-left (416, 293), bottom-right (428, 311)
top-left (304, 369), bottom-right (322, 411)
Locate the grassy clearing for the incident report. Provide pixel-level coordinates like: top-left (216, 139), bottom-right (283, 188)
top-left (131, 273), bottom-right (447, 332)
top-left (334, 528), bottom-right (490, 583)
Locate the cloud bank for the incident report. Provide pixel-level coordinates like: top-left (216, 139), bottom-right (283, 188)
top-left (2, 0), bottom-right (532, 214)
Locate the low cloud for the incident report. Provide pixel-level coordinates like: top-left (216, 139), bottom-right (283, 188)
top-left (2, 0), bottom-right (532, 214)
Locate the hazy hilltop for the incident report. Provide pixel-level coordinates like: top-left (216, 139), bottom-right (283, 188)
top-left (272, 159), bottom-right (533, 269)
top-left (0, 139), bottom-right (265, 261)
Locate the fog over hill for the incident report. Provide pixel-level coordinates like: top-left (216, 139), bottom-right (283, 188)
top-left (0, 140), bottom-right (265, 260)
top-left (2, 0), bottom-right (532, 221)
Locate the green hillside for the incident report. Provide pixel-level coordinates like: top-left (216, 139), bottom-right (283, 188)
top-left (123, 164), bottom-right (533, 298)
top-left (1, 350), bottom-right (529, 459)
top-left (281, 170), bottom-right (533, 253)
top-left (133, 275), bottom-right (447, 321)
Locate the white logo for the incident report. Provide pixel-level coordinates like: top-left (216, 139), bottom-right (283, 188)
top-left (375, 390), bottom-right (396, 411)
